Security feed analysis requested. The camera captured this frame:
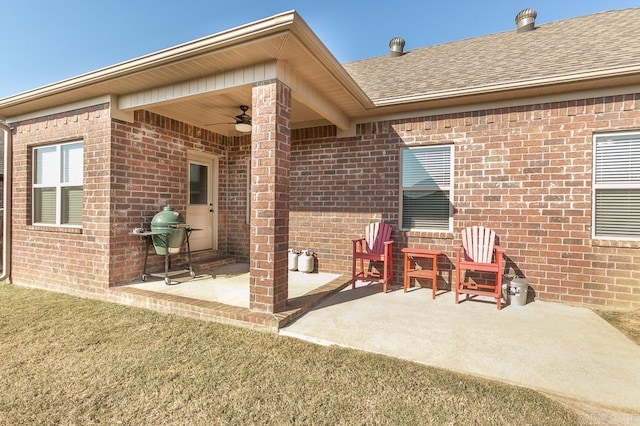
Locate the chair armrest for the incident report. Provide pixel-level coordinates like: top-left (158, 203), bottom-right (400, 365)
top-left (352, 238), bottom-right (365, 243)
top-left (494, 245), bottom-right (505, 273)
top-left (382, 240), bottom-right (393, 257)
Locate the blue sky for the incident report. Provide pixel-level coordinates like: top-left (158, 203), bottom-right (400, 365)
top-left (0, 0), bottom-right (638, 99)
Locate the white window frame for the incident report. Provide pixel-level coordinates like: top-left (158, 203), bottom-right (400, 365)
top-left (592, 131), bottom-right (640, 241)
top-left (400, 145), bottom-right (454, 232)
top-left (32, 141), bottom-right (84, 227)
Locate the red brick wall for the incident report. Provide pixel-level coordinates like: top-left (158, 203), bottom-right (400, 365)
top-left (289, 94), bottom-right (640, 310)
top-left (249, 80), bottom-right (291, 312)
top-left (11, 105), bottom-right (112, 291)
top-left (8, 92), bottom-right (640, 311)
top-left (10, 107), bottom-right (229, 290)
top-left (289, 125), bottom-right (399, 274)
top-left (226, 135), bottom-right (251, 260)
top-left (109, 111), bottom-right (228, 284)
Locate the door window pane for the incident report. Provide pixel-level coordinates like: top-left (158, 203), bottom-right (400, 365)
top-left (189, 163), bottom-right (208, 205)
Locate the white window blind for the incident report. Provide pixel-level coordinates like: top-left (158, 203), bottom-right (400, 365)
top-left (62, 142), bottom-right (83, 184)
top-left (33, 141), bottom-right (84, 227)
top-left (62, 187), bottom-right (83, 226)
top-left (34, 188), bottom-right (56, 223)
top-left (36, 146), bottom-right (58, 185)
top-left (593, 133), bottom-right (640, 239)
top-left (401, 146), bottom-right (453, 231)
top-left (402, 146), bottom-right (452, 188)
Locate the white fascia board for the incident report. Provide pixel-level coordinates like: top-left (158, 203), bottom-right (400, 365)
top-left (374, 65), bottom-right (640, 107)
top-left (358, 83), bottom-right (640, 125)
top-left (3, 95), bottom-right (122, 124)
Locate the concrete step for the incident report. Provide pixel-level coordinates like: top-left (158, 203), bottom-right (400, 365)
top-left (175, 250), bottom-right (239, 273)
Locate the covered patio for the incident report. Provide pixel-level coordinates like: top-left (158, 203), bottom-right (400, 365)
top-left (105, 10), bottom-right (374, 317)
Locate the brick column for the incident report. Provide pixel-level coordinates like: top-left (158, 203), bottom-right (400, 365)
top-left (249, 79), bottom-right (291, 313)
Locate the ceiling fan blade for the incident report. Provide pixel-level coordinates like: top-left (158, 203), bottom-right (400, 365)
top-left (203, 122), bottom-right (234, 127)
top-left (204, 106), bottom-right (251, 128)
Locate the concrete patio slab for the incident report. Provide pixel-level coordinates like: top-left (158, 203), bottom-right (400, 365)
top-left (280, 282), bottom-right (640, 414)
top-left (125, 263), bottom-right (342, 308)
top-left (113, 263), bottom-right (349, 331)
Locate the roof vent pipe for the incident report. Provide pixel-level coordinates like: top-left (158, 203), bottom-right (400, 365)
top-left (389, 37), bottom-right (405, 57)
top-left (515, 8), bottom-right (537, 32)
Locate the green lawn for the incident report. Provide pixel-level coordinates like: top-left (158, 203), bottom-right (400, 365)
top-left (0, 283), bottom-right (580, 425)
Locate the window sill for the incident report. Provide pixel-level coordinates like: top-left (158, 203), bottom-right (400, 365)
top-left (28, 225), bottom-right (83, 234)
top-left (403, 229), bottom-right (454, 240)
top-left (592, 239), bottom-right (640, 249)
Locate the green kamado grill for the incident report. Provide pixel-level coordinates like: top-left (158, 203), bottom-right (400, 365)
top-left (151, 205), bottom-right (186, 255)
top-left (137, 205), bottom-right (196, 285)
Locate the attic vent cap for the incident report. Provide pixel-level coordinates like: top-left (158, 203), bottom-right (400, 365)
top-left (515, 8), bottom-right (537, 32)
top-left (389, 37), bottom-right (405, 57)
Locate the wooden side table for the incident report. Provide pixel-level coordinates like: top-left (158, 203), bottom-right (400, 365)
top-left (401, 248), bottom-right (442, 299)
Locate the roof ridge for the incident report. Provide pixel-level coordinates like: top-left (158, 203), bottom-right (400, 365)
top-left (343, 7), bottom-right (640, 66)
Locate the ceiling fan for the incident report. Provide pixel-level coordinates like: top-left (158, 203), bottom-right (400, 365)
top-left (205, 105), bottom-right (252, 133)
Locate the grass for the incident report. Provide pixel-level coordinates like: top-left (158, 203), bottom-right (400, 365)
top-left (595, 308), bottom-right (640, 345)
top-left (0, 284), bottom-right (580, 425)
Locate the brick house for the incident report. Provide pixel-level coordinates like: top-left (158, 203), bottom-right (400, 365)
top-left (0, 8), bottom-right (638, 327)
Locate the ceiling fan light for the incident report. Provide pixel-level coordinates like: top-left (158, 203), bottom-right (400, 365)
top-left (235, 122), bottom-right (252, 133)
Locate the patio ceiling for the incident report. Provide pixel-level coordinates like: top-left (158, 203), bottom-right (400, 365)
top-left (0, 11), bottom-right (374, 135)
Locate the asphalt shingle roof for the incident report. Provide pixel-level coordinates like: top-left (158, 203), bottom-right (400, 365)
top-left (342, 8), bottom-right (640, 104)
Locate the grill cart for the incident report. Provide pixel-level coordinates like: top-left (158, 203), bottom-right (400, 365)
top-left (131, 206), bottom-right (198, 285)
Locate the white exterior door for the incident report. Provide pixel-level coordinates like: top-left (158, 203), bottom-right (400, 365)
top-left (186, 152), bottom-right (218, 251)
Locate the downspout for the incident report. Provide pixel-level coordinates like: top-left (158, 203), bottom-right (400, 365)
top-left (0, 122), bottom-right (11, 282)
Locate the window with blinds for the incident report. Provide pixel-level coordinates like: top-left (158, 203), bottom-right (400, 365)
top-left (593, 133), bottom-right (640, 239)
top-left (33, 141), bottom-right (83, 226)
top-left (400, 145), bottom-right (453, 231)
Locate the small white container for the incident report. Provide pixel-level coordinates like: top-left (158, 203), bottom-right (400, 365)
top-left (288, 249), bottom-right (299, 271)
top-left (298, 250), bottom-right (315, 273)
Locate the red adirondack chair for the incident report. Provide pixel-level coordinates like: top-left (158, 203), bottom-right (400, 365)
top-left (352, 222), bottom-right (394, 293)
top-left (455, 225), bottom-right (504, 309)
